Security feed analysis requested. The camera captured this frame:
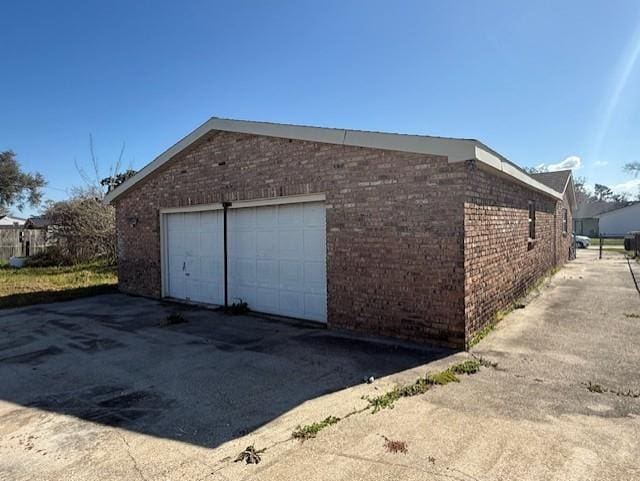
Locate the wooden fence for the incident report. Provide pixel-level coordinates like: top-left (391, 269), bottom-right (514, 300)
top-left (0, 228), bottom-right (48, 261)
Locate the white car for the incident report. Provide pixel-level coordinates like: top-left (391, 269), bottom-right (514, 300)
top-left (574, 235), bottom-right (590, 248)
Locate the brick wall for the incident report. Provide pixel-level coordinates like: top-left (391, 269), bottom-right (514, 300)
top-left (115, 131), bottom-right (468, 347)
top-left (463, 164), bottom-right (573, 344)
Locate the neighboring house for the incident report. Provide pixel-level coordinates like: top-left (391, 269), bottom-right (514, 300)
top-left (597, 202), bottom-right (640, 236)
top-left (0, 215), bottom-right (26, 228)
top-left (24, 216), bottom-right (51, 230)
top-left (105, 118), bottom-right (576, 348)
top-left (573, 202), bottom-right (609, 236)
top-left (0, 215), bottom-right (47, 260)
top-left (573, 201), bottom-right (629, 237)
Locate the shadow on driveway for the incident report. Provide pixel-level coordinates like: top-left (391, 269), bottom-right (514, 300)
top-left (0, 294), bottom-right (451, 449)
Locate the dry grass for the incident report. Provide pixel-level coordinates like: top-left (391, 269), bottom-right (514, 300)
top-left (0, 261), bottom-right (117, 309)
top-left (382, 436), bottom-right (408, 454)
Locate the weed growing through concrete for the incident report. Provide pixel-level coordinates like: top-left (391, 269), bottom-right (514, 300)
top-left (290, 359), bottom-right (491, 446)
top-left (225, 298), bottom-right (249, 315)
top-left (234, 445), bottom-right (266, 464)
top-left (292, 416), bottom-right (341, 441)
top-left (163, 312), bottom-right (186, 326)
top-left (587, 382), bottom-right (605, 393)
top-left (624, 313), bottom-right (640, 318)
top-left (472, 355), bottom-right (499, 369)
top-left (364, 359), bottom-right (484, 412)
top-left (469, 266), bottom-right (561, 348)
top-left (426, 369), bottom-right (459, 385)
top-left (585, 381), bottom-right (640, 398)
top-left (468, 323), bottom-right (495, 348)
top-left (382, 436), bottom-right (408, 454)
top-left (449, 359), bottom-right (482, 375)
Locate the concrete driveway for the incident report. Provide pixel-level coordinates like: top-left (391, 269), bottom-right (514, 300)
top-left (1, 249), bottom-right (639, 480)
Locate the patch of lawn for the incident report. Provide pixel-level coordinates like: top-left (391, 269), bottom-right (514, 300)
top-left (0, 261), bottom-right (117, 309)
top-left (592, 237), bottom-right (624, 246)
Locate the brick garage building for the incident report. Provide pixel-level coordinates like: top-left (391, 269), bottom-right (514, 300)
top-left (106, 118), bottom-right (576, 348)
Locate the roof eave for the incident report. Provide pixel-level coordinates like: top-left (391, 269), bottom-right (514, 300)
top-left (104, 117), bottom-right (563, 204)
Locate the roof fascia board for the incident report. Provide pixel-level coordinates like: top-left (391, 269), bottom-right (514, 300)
top-left (472, 146), bottom-right (563, 201)
top-left (104, 117), bottom-right (562, 204)
top-left (564, 174), bottom-right (577, 211)
top-left (105, 118), bottom-right (478, 203)
top-left (104, 118), bottom-right (215, 203)
top-left (343, 130), bottom-right (476, 160)
top-left (212, 118), bottom-right (479, 160)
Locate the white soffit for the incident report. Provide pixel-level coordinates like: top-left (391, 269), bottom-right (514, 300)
top-left (104, 117), bottom-right (563, 203)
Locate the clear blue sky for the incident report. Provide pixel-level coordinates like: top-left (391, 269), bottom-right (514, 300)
top-left (2, 0), bottom-right (640, 217)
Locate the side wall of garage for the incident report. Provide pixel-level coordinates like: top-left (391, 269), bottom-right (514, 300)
top-left (114, 131), bottom-right (469, 347)
top-left (463, 164), bottom-right (573, 345)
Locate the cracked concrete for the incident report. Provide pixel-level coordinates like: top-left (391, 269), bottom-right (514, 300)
top-left (1, 249), bottom-right (639, 480)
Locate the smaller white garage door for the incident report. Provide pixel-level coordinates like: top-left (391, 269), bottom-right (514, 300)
top-left (227, 201), bottom-right (327, 322)
top-left (165, 211), bottom-right (224, 305)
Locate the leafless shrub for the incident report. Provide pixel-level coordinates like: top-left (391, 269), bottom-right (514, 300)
top-left (43, 191), bottom-right (116, 265)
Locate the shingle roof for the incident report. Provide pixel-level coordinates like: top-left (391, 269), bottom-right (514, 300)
top-left (24, 216), bottom-right (51, 229)
top-left (529, 170), bottom-right (572, 194)
top-left (573, 201), bottom-right (620, 219)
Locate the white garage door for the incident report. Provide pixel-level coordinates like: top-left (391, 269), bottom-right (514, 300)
top-left (227, 201), bottom-right (327, 322)
top-left (165, 211), bottom-right (225, 305)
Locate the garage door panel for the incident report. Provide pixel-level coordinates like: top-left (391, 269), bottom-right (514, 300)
top-left (200, 232), bottom-right (220, 256)
top-left (169, 276), bottom-right (186, 299)
top-left (279, 230), bottom-right (303, 258)
top-left (166, 201), bottom-right (325, 321)
top-left (168, 230), bottom-right (185, 252)
top-left (167, 213), bottom-right (184, 231)
top-left (184, 232), bottom-right (200, 257)
top-left (231, 285), bottom-right (257, 307)
top-left (233, 207), bottom-right (256, 228)
top-left (303, 203), bottom-right (325, 226)
top-left (191, 281), bottom-right (221, 304)
top-left (228, 200), bottom-right (326, 322)
top-left (200, 256), bottom-right (222, 279)
top-left (200, 211), bottom-right (221, 232)
top-left (278, 204), bottom-right (303, 226)
top-left (255, 287), bottom-right (279, 311)
top-left (305, 293), bottom-right (327, 319)
top-left (232, 231), bottom-right (256, 256)
top-left (232, 258), bottom-right (257, 284)
top-left (255, 206), bottom-right (277, 226)
top-left (169, 254), bottom-right (185, 275)
top-left (256, 230), bottom-right (278, 257)
top-left (303, 261), bottom-right (325, 287)
top-left (279, 261), bottom-right (302, 288)
top-left (184, 256), bottom-right (200, 277)
top-left (279, 290), bottom-right (304, 315)
top-left (303, 229), bottom-right (325, 258)
top-left (165, 210), bottom-right (224, 305)
top-left (184, 212), bottom-right (201, 230)
top-left (256, 259), bottom-right (278, 285)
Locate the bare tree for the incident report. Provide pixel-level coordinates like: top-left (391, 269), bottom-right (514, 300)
top-left (624, 161), bottom-right (640, 177)
top-left (32, 136), bottom-right (135, 266)
top-left (74, 135), bottom-right (133, 198)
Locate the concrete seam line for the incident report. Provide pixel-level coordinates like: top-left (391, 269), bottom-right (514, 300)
top-left (627, 258), bottom-right (640, 296)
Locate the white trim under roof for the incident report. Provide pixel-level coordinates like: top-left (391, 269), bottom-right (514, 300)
top-left (104, 117), bottom-right (563, 203)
